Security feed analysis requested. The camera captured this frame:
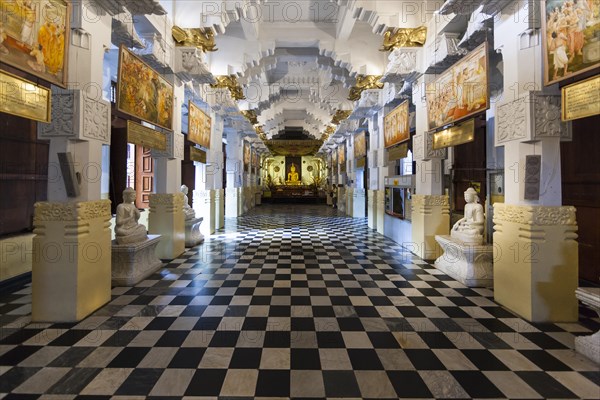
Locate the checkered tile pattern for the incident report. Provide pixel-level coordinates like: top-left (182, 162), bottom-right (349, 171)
top-left (1, 204), bottom-right (598, 399)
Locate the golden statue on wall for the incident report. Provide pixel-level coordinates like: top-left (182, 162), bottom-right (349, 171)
top-left (348, 75), bottom-right (384, 101)
top-left (380, 26), bottom-right (427, 52)
top-left (211, 75), bottom-right (246, 101)
top-left (172, 26), bottom-right (218, 52)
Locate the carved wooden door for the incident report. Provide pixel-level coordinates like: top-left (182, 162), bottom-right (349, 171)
top-left (135, 146), bottom-right (153, 209)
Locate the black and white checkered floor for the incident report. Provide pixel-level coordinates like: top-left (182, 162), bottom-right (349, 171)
top-left (1, 204), bottom-right (599, 399)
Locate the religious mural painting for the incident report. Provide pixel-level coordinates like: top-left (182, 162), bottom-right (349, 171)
top-left (0, 0), bottom-right (70, 87)
top-left (543, 0), bottom-right (600, 85)
top-left (426, 42), bottom-right (489, 131)
top-left (188, 101), bottom-right (211, 149)
top-left (384, 101), bottom-right (410, 148)
top-left (243, 140), bottom-right (251, 172)
top-left (118, 45), bottom-right (174, 131)
top-left (354, 131), bottom-right (367, 159)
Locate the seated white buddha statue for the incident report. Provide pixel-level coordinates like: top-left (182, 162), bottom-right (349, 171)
top-left (286, 163), bottom-right (301, 185)
top-left (181, 184), bottom-right (196, 220)
top-left (451, 187), bottom-right (485, 244)
top-left (115, 187), bottom-right (148, 244)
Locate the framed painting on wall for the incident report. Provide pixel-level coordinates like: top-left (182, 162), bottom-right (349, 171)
top-left (354, 131), bottom-right (367, 158)
top-left (384, 101), bottom-right (410, 148)
top-left (118, 45), bottom-right (174, 131)
top-left (542, 0), bottom-right (600, 86)
top-left (0, 0), bottom-right (70, 87)
top-left (338, 143), bottom-right (346, 166)
top-left (426, 42), bottom-right (489, 131)
top-left (243, 141), bottom-right (251, 172)
top-left (188, 101), bottom-right (211, 149)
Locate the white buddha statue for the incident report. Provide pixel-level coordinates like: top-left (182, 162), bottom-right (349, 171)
top-left (181, 184), bottom-right (196, 220)
top-left (451, 187), bottom-right (485, 244)
top-left (115, 187), bottom-right (148, 244)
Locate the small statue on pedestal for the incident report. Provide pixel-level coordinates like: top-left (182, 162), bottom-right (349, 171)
top-left (181, 184), bottom-right (196, 221)
top-left (451, 187), bottom-right (485, 244)
top-left (115, 187), bottom-right (148, 245)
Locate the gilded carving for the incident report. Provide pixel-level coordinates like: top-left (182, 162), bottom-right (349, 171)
top-left (380, 26), bottom-right (427, 51)
top-left (493, 204), bottom-right (577, 225)
top-left (241, 110), bottom-right (259, 125)
top-left (211, 75), bottom-right (245, 101)
top-left (34, 200), bottom-right (111, 222)
top-left (348, 75), bottom-right (384, 101)
top-left (172, 26), bottom-right (217, 52)
top-left (331, 110), bottom-right (353, 125)
top-left (82, 96), bottom-right (110, 144)
top-left (496, 97), bottom-right (528, 145)
top-left (426, 131), bottom-right (447, 159)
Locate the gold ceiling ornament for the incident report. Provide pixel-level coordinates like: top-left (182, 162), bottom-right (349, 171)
top-left (348, 75), bottom-right (384, 101)
top-left (331, 110), bottom-right (353, 125)
top-left (172, 26), bottom-right (218, 52)
top-left (265, 140), bottom-right (323, 157)
top-left (321, 125), bottom-right (336, 141)
top-left (211, 75), bottom-right (246, 101)
top-left (241, 109), bottom-right (259, 126)
top-left (380, 26), bottom-right (427, 51)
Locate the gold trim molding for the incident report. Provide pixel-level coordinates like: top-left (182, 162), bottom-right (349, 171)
top-left (211, 75), bottom-right (245, 101)
top-left (149, 193), bottom-right (185, 209)
top-left (172, 26), bottom-right (217, 52)
top-left (348, 75), bottom-right (384, 101)
top-left (380, 26), bottom-right (427, 52)
top-left (493, 204), bottom-right (577, 226)
top-left (34, 200), bottom-right (112, 222)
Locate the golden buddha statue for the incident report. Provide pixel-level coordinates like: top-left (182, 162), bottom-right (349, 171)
top-left (286, 163), bottom-right (301, 185)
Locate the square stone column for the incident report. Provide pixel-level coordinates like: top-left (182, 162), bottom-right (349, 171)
top-left (353, 189), bottom-right (366, 218)
top-left (376, 190), bottom-right (386, 236)
top-left (226, 187), bottom-right (241, 218)
top-left (149, 193), bottom-right (185, 260)
top-left (193, 189), bottom-right (216, 236)
top-left (32, 201), bottom-right (112, 322)
top-left (215, 189), bottom-right (225, 229)
top-left (411, 195), bottom-right (450, 261)
top-left (368, 190), bottom-right (378, 229)
top-left (493, 91), bottom-right (577, 322)
top-left (346, 187), bottom-right (354, 217)
top-left (493, 204), bottom-right (578, 322)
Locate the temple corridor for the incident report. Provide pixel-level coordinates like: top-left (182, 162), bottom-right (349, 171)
top-left (0, 204), bottom-right (598, 399)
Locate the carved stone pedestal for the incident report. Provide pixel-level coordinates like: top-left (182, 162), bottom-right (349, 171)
top-left (226, 187), bottom-right (241, 218)
top-left (434, 235), bottom-right (494, 287)
top-left (32, 201), bottom-right (112, 322)
top-left (185, 217), bottom-right (204, 247)
top-left (353, 189), bottom-right (366, 218)
top-left (493, 204), bottom-right (579, 322)
top-left (411, 195), bottom-right (450, 261)
top-left (194, 189), bottom-right (215, 236)
top-left (149, 193), bottom-right (185, 260)
top-left (111, 235), bottom-right (163, 286)
top-left (575, 287), bottom-right (600, 364)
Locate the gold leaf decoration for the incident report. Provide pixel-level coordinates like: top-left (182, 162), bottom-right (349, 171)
top-left (172, 26), bottom-right (218, 52)
top-left (211, 75), bottom-right (246, 101)
top-left (348, 75), bottom-right (384, 101)
top-left (380, 26), bottom-right (427, 52)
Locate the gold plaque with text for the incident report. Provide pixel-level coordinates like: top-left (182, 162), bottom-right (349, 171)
top-left (127, 120), bottom-right (167, 151)
top-left (432, 119), bottom-right (475, 150)
top-left (562, 75), bottom-right (600, 122)
top-left (0, 70), bottom-right (50, 123)
top-left (387, 143), bottom-right (409, 162)
top-left (190, 147), bottom-right (207, 163)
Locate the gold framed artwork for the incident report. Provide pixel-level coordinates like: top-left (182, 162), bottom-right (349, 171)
top-left (384, 100), bottom-right (410, 148)
top-left (542, 0), bottom-right (600, 86)
top-left (338, 143), bottom-right (346, 166)
top-left (0, 0), bottom-right (70, 87)
top-left (243, 141), bottom-right (251, 172)
top-left (127, 120), bottom-right (167, 151)
top-left (354, 131), bottom-right (367, 159)
top-left (426, 42), bottom-right (489, 131)
top-left (188, 101), bottom-right (211, 149)
top-left (561, 74), bottom-right (600, 120)
top-left (0, 69), bottom-right (50, 122)
top-left (117, 45), bottom-right (174, 131)
top-left (252, 150), bottom-right (259, 169)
